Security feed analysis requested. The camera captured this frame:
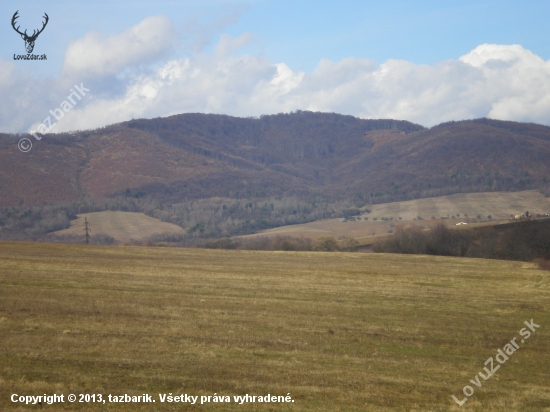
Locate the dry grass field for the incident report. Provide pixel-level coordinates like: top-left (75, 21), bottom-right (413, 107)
top-left (0, 241), bottom-right (549, 411)
top-left (366, 190), bottom-right (550, 221)
top-left (52, 211), bottom-right (185, 243)
top-left (244, 190), bottom-right (550, 242)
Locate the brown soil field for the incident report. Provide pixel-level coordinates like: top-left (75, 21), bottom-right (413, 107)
top-left (52, 211), bottom-right (185, 242)
top-left (242, 190), bottom-right (550, 243)
top-left (0, 241), bottom-right (548, 411)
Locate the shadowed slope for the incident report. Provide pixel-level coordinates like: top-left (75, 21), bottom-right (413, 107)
top-left (1, 113), bottom-right (550, 207)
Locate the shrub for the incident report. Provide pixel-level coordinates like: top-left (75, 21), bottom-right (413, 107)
top-left (536, 258), bottom-right (550, 271)
top-left (312, 235), bottom-right (339, 252)
top-left (375, 220), bottom-right (550, 262)
top-left (342, 208), bottom-right (361, 218)
top-left (200, 237), bottom-right (237, 249)
top-left (270, 236), bottom-right (312, 251)
top-left (340, 236), bottom-right (359, 250)
top-left (92, 233), bottom-right (117, 245)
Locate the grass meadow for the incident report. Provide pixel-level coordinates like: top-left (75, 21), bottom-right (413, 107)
top-left (0, 241), bottom-right (549, 411)
top-left (242, 190), bottom-right (550, 242)
top-left (52, 211), bottom-right (185, 243)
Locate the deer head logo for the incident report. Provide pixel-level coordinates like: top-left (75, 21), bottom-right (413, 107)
top-left (11, 11), bottom-right (49, 54)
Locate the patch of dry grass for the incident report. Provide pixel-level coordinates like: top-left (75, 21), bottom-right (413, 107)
top-left (52, 211), bottom-right (185, 243)
top-left (0, 241), bottom-right (549, 411)
top-left (242, 190), bottom-right (550, 242)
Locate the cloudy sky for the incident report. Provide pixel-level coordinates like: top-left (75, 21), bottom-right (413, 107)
top-left (1, 0), bottom-right (550, 133)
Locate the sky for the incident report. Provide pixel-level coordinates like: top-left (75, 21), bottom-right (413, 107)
top-left (1, 0), bottom-right (550, 134)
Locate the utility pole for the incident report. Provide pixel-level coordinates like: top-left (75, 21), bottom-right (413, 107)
top-left (83, 217), bottom-right (91, 244)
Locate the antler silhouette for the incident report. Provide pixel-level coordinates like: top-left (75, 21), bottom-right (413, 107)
top-left (31, 13), bottom-right (49, 40)
top-left (11, 11), bottom-right (25, 37)
top-left (11, 11), bottom-right (49, 53)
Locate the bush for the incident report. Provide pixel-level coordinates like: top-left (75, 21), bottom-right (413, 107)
top-left (91, 233), bottom-right (117, 245)
top-left (271, 236), bottom-right (312, 251)
top-left (312, 235), bottom-right (339, 252)
top-left (374, 220), bottom-right (550, 262)
top-left (197, 235), bottom-right (314, 251)
top-left (536, 258), bottom-right (550, 271)
top-left (199, 237), bottom-right (237, 249)
top-left (342, 208), bottom-right (361, 218)
top-left (340, 236), bottom-right (359, 251)
top-left (373, 226), bottom-right (427, 254)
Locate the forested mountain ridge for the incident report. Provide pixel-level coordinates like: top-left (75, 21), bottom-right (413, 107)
top-left (1, 111), bottom-right (550, 208)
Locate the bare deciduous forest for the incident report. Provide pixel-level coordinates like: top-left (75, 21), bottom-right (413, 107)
top-left (0, 194), bottom-right (361, 243)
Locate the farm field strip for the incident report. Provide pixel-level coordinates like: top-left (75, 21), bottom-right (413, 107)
top-left (244, 190), bottom-right (550, 241)
top-left (0, 241), bottom-right (549, 410)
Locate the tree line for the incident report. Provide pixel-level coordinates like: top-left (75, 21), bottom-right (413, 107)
top-left (373, 220), bottom-right (550, 266)
top-left (0, 194), bottom-right (366, 243)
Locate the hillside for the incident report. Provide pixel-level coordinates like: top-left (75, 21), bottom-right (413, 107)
top-left (240, 190), bottom-right (550, 241)
top-left (2, 113), bottom-right (550, 209)
top-left (52, 211), bottom-right (185, 243)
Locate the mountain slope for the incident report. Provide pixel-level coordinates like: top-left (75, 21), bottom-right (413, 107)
top-left (1, 112), bottom-right (550, 208)
top-left (338, 120), bottom-right (550, 200)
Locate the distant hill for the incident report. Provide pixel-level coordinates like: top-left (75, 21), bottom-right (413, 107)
top-left (1, 112), bottom-right (550, 208)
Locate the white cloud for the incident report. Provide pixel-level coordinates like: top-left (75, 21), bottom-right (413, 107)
top-left (181, 4), bottom-right (251, 53)
top-left (215, 32), bottom-right (253, 57)
top-left (460, 44), bottom-right (544, 68)
top-left (458, 44), bottom-right (550, 123)
top-left (62, 15), bottom-right (176, 78)
top-left (0, 60), bottom-right (57, 133)
top-left (4, 13), bottom-right (550, 135)
top-left (53, 41), bottom-right (550, 132)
